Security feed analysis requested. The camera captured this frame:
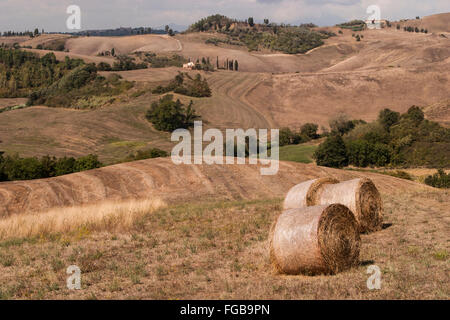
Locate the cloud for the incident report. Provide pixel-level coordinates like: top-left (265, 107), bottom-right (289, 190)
top-left (0, 0), bottom-right (448, 31)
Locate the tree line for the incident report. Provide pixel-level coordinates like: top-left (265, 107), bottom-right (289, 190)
top-left (189, 14), bottom-right (333, 54)
top-left (0, 48), bottom-right (84, 98)
top-left (0, 153), bottom-right (102, 181)
top-left (314, 106), bottom-right (450, 169)
top-left (1, 28), bottom-right (42, 37)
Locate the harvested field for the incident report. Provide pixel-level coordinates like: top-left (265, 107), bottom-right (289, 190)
top-left (0, 158), bottom-right (433, 217)
top-left (0, 167), bottom-right (447, 299)
top-left (65, 35), bottom-right (181, 56)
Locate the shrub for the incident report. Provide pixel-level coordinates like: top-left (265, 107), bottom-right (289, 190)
top-left (74, 154), bottom-right (102, 172)
top-left (112, 55), bottom-right (147, 71)
top-left (139, 52), bottom-right (188, 68)
top-left (153, 73), bottom-right (211, 98)
top-left (313, 134), bottom-right (348, 168)
top-left (146, 94), bottom-right (199, 132)
top-left (97, 62), bottom-right (112, 71)
top-left (124, 148), bottom-right (168, 162)
top-left (425, 169), bottom-right (450, 188)
top-left (387, 170), bottom-right (412, 180)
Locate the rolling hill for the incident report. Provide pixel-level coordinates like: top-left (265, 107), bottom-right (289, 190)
top-left (0, 157), bottom-right (433, 217)
top-left (0, 13), bottom-right (448, 161)
top-left (0, 13), bottom-right (448, 300)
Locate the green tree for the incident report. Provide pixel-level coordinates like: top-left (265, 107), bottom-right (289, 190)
top-left (313, 134), bottom-right (348, 168)
top-left (378, 108), bottom-right (400, 131)
top-left (300, 123), bottom-right (319, 139)
top-left (404, 105), bottom-right (424, 125)
top-left (248, 17), bottom-right (254, 27)
top-left (54, 156), bottom-right (77, 176)
top-left (146, 94), bottom-right (199, 132)
top-left (329, 113), bottom-right (355, 135)
top-left (74, 154), bottom-right (102, 172)
top-left (279, 128), bottom-right (294, 146)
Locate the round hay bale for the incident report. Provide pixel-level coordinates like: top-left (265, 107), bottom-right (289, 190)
top-left (283, 177), bottom-right (339, 210)
top-left (270, 204), bottom-right (361, 275)
top-left (316, 178), bottom-right (383, 233)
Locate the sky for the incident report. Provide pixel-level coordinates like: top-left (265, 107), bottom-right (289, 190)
top-left (0, 0), bottom-right (448, 32)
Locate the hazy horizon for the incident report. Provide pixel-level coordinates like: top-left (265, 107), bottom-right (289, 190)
top-left (0, 0), bottom-right (449, 33)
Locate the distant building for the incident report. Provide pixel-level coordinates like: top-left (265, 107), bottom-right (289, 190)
top-left (183, 62), bottom-right (195, 69)
top-left (365, 19), bottom-right (387, 30)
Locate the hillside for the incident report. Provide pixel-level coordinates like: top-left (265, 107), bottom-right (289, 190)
top-left (0, 158), bottom-right (448, 299)
top-left (395, 13), bottom-right (450, 34)
top-left (64, 34), bottom-right (182, 56)
top-left (0, 13), bottom-right (448, 162)
top-left (423, 99), bottom-right (450, 127)
top-left (0, 12), bottom-right (449, 300)
top-left (0, 157), bottom-right (433, 217)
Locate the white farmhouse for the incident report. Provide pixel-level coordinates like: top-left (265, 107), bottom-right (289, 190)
top-left (183, 62), bottom-right (195, 69)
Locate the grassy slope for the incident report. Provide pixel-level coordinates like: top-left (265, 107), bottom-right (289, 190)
top-left (0, 94), bottom-right (173, 164)
top-left (279, 144), bottom-right (317, 163)
top-left (0, 186), bottom-right (448, 299)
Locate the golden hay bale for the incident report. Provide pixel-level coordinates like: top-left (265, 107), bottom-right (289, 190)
top-left (315, 178), bottom-right (383, 233)
top-left (283, 178), bottom-right (383, 233)
top-left (283, 177), bottom-right (339, 210)
top-left (270, 204), bottom-right (361, 275)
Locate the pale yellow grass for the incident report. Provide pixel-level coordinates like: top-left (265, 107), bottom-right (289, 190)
top-left (0, 198), bottom-right (166, 240)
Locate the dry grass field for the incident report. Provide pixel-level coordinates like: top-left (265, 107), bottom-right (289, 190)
top-left (65, 34), bottom-right (182, 56)
top-left (0, 158), bottom-right (434, 217)
top-left (0, 165), bottom-right (448, 299)
top-left (0, 101), bottom-right (172, 163)
top-left (0, 13), bottom-right (448, 300)
top-left (0, 98), bottom-right (27, 109)
top-left (396, 13), bottom-right (450, 33)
